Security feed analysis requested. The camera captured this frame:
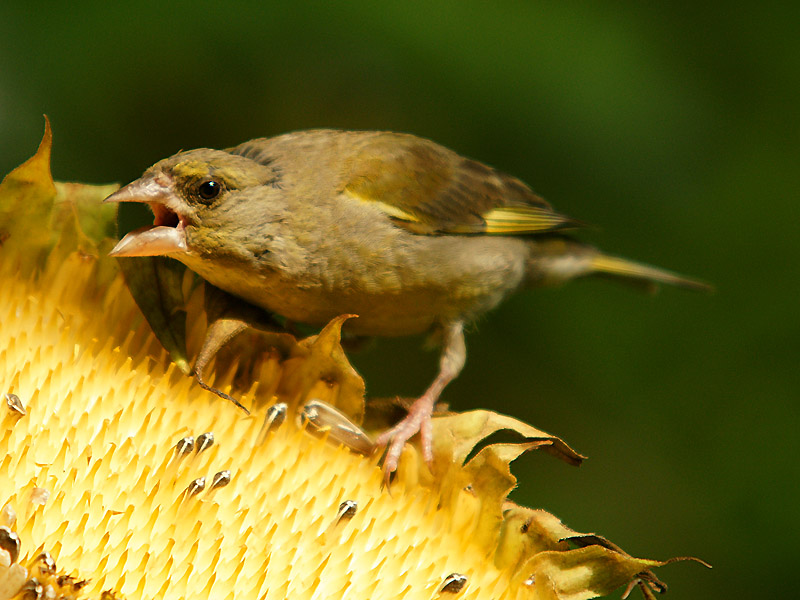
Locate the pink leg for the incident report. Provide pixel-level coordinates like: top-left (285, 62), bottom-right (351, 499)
top-left (376, 321), bottom-right (466, 479)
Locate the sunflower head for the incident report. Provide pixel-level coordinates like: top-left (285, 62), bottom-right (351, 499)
top-left (0, 120), bottom-right (706, 600)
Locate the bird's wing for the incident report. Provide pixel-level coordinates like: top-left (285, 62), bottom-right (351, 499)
top-left (340, 134), bottom-right (583, 235)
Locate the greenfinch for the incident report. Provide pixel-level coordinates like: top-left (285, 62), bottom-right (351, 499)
top-left (106, 129), bottom-right (709, 475)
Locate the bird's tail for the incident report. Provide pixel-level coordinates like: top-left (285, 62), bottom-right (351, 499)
top-left (525, 237), bottom-right (712, 293)
top-left (588, 253), bottom-right (713, 293)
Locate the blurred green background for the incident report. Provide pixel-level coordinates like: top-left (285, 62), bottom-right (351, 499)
top-left (2, 1), bottom-right (797, 598)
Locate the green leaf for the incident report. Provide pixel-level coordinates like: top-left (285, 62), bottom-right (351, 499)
top-left (0, 117), bottom-right (58, 269)
top-left (0, 117), bottom-right (120, 276)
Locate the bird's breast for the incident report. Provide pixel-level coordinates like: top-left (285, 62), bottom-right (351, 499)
top-left (181, 210), bottom-right (530, 336)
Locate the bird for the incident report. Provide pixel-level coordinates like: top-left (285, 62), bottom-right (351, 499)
top-left (105, 129), bottom-right (709, 476)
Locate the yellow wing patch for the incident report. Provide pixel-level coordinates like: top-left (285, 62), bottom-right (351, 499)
top-left (371, 199), bottom-right (422, 223)
top-left (467, 206), bottom-right (577, 235)
top-left (344, 187), bottom-right (580, 236)
top-left (344, 188), bottom-right (423, 222)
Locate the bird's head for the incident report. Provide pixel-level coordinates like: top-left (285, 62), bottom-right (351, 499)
top-left (106, 149), bottom-right (276, 258)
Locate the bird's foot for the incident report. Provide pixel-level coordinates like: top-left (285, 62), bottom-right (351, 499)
top-left (375, 394), bottom-right (435, 483)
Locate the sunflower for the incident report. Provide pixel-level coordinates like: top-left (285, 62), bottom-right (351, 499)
top-left (0, 121), bottom-right (702, 600)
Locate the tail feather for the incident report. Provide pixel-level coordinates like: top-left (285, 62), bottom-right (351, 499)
top-left (589, 254), bottom-right (713, 293)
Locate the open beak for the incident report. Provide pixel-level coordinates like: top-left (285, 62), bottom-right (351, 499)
top-left (105, 174), bottom-right (189, 257)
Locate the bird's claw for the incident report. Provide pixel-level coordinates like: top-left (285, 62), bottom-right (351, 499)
top-left (375, 396), bottom-right (435, 486)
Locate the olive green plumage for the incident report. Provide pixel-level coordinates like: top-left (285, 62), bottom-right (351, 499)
top-left (107, 129), bottom-right (709, 473)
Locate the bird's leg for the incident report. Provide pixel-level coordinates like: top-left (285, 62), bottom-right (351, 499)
top-left (376, 321), bottom-right (466, 476)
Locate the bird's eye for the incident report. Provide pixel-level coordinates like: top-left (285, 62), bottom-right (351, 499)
top-left (196, 179), bottom-right (222, 202)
